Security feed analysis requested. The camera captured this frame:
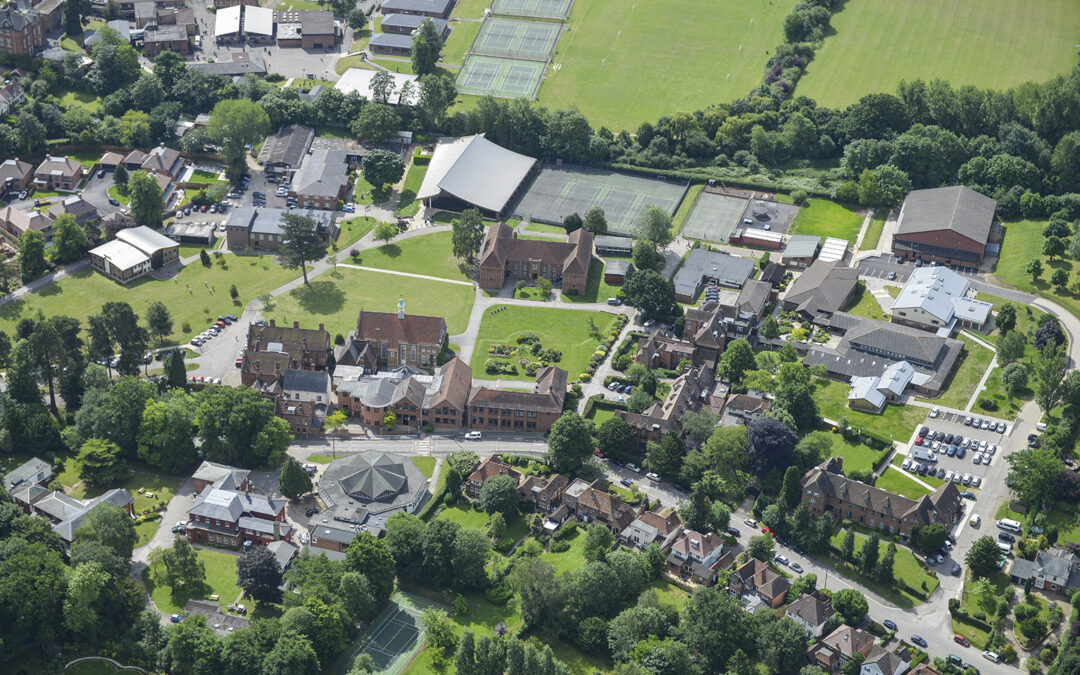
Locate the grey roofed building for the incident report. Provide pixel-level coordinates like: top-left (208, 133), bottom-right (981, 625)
top-left (381, 13), bottom-right (448, 34)
top-left (192, 460), bottom-right (251, 492)
top-left (40, 488), bottom-right (135, 542)
top-left (782, 259), bottom-right (859, 320)
top-left (84, 19), bottom-right (131, 46)
top-left (735, 278), bottom-right (771, 316)
top-left (191, 54), bottom-right (267, 76)
top-left (164, 220), bottom-right (215, 244)
top-left (144, 23), bottom-right (188, 42)
top-left (860, 645), bottom-right (910, 675)
top-left (891, 266), bottom-right (991, 334)
top-left (781, 234), bottom-right (821, 262)
top-left (228, 206), bottom-right (333, 236)
top-left (370, 32), bottom-right (414, 50)
top-left (605, 259), bottom-right (629, 277)
top-left (621, 518), bottom-right (660, 549)
top-left (115, 224), bottom-right (179, 256)
top-left (190, 486), bottom-right (284, 523)
top-left (300, 9), bottom-right (334, 34)
top-left (318, 451), bottom-right (427, 516)
top-left (380, 0), bottom-right (453, 14)
top-left (895, 185), bottom-right (997, 243)
top-left (266, 540), bottom-right (298, 572)
top-left (672, 248), bottom-right (755, 301)
top-left (258, 124), bottom-right (314, 172)
top-left (594, 234), bottom-right (633, 254)
top-left (283, 369), bottom-right (331, 393)
top-left (292, 148), bottom-right (348, 197)
top-left (759, 261), bottom-right (785, 286)
top-left (3, 457), bottom-right (51, 494)
top-left (417, 134), bottom-right (536, 214)
top-left (1008, 548), bottom-right (1080, 591)
top-left (785, 594), bottom-right (836, 636)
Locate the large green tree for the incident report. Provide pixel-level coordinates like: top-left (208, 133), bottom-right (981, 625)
top-left (51, 213), bottom-right (88, 263)
top-left (1006, 447), bottom-right (1064, 508)
top-left (451, 208), bottom-right (485, 263)
top-left (195, 385), bottom-right (291, 467)
top-left (544, 411), bottom-right (593, 473)
top-left (719, 338), bottom-right (756, 383)
top-left (361, 149), bottom-right (406, 191)
top-left (966, 536), bottom-right (1004, 578)
top-left (279, 457), bottom-right (313, 500)
top-left (1034, 342), bottom-right (1067, 412)
top-left (479, 473), bottom-right (519, 516)
top-left (206, 98), bottom-right (271, 180)
top-left (350, 103), bottom-right (401, 142)
top-left (623, 268), bottom-right (675, 320)
top-left (277, 213), bottom-right (328, 285)
top-left (596, 415), bottom-right (637, 462)
top-left (832, 588), bottom-right (868, 625)
top-left (17, 230), bottom-right (47, 280)
top-left (136, 392), bottom-right (198, 474)
top-left (236, 545), bottom-right (283, 604)
top-left (128, 169), bottom-right (163, 227)
top-left (345, 532), bottom-right (395, 606)
top-left (632, 206), bottom-right (674, 248)
top-left (411, 18), bottom-right (444, 75)
top-left (77, 438), bottom-right (130, 487)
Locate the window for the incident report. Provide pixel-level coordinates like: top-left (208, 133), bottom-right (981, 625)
top-left (316, 395), bottom-right (322, 402)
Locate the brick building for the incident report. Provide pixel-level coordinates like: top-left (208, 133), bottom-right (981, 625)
top-left (335, 358), bottom-right (472, 432)
top-left (464, 455), bottom-right (520, 499)
top-left (0, 158), bottom-right (32, 192)
top-left (560, 478), bottom-right (635, 534)
top-left (728, 558), bottom-right (790, 608)
top-left (186, 482), bottom-right (290, 548)
top-left (379, 0), bottom-right (454, 20)
top-left (33, 156), bottom-right (85, 191)
top-left (892, 186), bottom-right (997, 265)
top-left (467, 365), bottom-right (567, 434)
top-left (142, 24), bottom-right (191, 56)
top-left (335, 302), bottom-right (447, 370)
top-left (477, 222), bottom-right (592, 293)
top-left (0, 7), bottom-right (44, 55)
top-left (225, 206), bottom-right (334, 251)
top-left (289, 148), bottom-right (347, 210)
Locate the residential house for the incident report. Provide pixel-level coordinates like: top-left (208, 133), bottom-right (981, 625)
top-left (722, 393), bottom-right (770, 425)
top-left (258, 124), bottom-right (314, 176)
top-left (463, 455), bottom-right (520, 500)
top-left (616, 366), bottom-right (714, 452)
top-left (666, 530), bottom-right (727, 586)
top-left (0, 78), bottom-right (25, 114)
top-left (336, 358), bottom-right (472, 432)
top-left (33, 156), bottom-right (85, 191)
top-left (244, 319), bottom-right (333, 375)
top-left (728, 558), bottom-right (790, 608)
top-left (123, 145), bottom-right (186, 180)
top-left (517, 473), bottom-right (568, 514)
top-left (467, 366), bottom-right (568, 434)
top-left (621, 508), bottom-right (681, 550)
top-left (861, 645), bottom-right (910, 675)
top-left (811, 625), bottom-right (876, 672)
top-left (561, 478), bottom-right (636, 534)
top-left (672, 248), bottom-right (755, 303)
top-left (802, 457), bottom-right (962, 537)
top-left (51, 195), bottom-right (99, 225)
top-left (186, 484), bottom-right (290, 548)
top-left (0, 6), bottom-right (44, 55)
top-left (634, 332), bottom-right (695, 371)
top-left (477, 222), bottom-right (592, 293)
top-left (782, 259), bottom-right (859, 323)
top-left (289, 148), bottom-right (348, 210)
top-left (3, 456), bottom-right (52, 509)
top-left (892, 186), bottom-right (997, 265)
top-left (225, 206), bottom-right (334, 251)
top-left (0, 205), bottom-right (55, 242)
top-left (785, 593), bottom-right (835, 637)
top-left (0, 158), bottom-right (31, 192)
top-left (1009, 548), bottom-right (1080, 594)
top-left (191, 460), bottom-right (251, 494)
top-left (266, 540), bottom-right (298, 573)
top-left (890, 266), bottom-right (991, 335)
top-left (278, 369), bottom-right (333, 435)
top-left (336, 302), bottom-right (447, 370)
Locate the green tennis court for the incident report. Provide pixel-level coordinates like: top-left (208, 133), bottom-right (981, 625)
top-left (491, 0), bottom-right (572, 20)
top-left (337, 592), bottom-right (440, 674)
top-left (472, 17), bottom-right (561, 61)
top-left (457, 55), bottom-right (545, 98)
top-left (681, 191), bottom-right (749, 242)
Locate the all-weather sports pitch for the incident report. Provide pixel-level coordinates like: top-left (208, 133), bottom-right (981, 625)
top-left (680, 191), bottom-right (749, 243)
top-left (472, 18), bottom-right (561, 61)
top-left (457, 55), bottom-right (545, 98)
top-left (514, 165), bottom-right (688, 236)
top-left (337, 593), bottom-right (437, 674)
top-left (491, 0), bottom-right (572, 20)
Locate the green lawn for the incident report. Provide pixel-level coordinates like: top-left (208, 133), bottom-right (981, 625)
top-left (373, 59), bottom-right (415, 74)
top-left (672, 184), bottom-right (704, 237)
top-left (525, 222), bottom-right (567, 234)
top-left (438, 503), bottom-right (489, 529)
top-left (844, 281), bottom-right (888, 321)
top-left (535, 0), bottom-right (787, 132)
top-left (585, 405), bottom-right (616, 427)
top-left (352, 173), bottom-right (389, 206)
top-left (396, 161), bottom-right (429, 217)
top-left (178, 236), bottom-right (219, 259)
top-left (351, 231), bottom-right (470, 281)
top-left (273, 0), bottom-right (323, 9)
top-left (816, 377), bottom-right (926, 443)
top-left (287, 78), bottom-right (336, 91)
top-left (470, 305), bottom-right (618, 382)
top-left (107, 185), bottom-right (129, 205)
top-left (0, 256), bottom-right (298, 344)
top-left (797, 0), bottom-right (1080, 108)
top-left (143, 547), bottom-right (242, 614)
top-left (58, 89), bottom-right (103, 113)
top-left (916, 335), bottom-right (995, 410)
top-left (826, 529), bottom-right (938, 607)
top-left (977, 291), bottom-right (1049, 342)
top-left (64, 149), bottom-right (106, 169)
top-left (450, 0), bottom-right (491, 18)
top-left (875, 467), bottom-right (932, 500)
top-left (561, 258), bottom-right (623, 304)
top-left (861, 214), bottom-right (886, 250)
top-left (540, 528), bottom-right (589, 575)
top-left (989, 219), bottom-right (1080, 323)
top-left (820, 431), bottom-right (889, 474)
top-left (335, 54), bottom-right (375, 75)
top-left (412, 456), bottom-right (436, 478)
top-left (266, 267), bottom-right (475, 336)
top-left (979, 365), bottom-right (1033, 418)
top-left (441, 20), bottom-right (480, 65)
top-left (69, 470), bottom-right (181, 515)
top-left (789, 198), bottom-right (863, 242)
top-left (187, 169), bottom-right (222, 184)
top-left (334, 216), bottom-right (380, 249)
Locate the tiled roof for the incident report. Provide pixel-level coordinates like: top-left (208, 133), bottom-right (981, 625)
top-left (468, 366), bottom-right (567, 413)
top-left (784, 259), bottom-right (859, 316)
top-left (786, 594), bottom-right (835, 627)
top-left (478, 222), bottom-right (593, 277)
top-left (354, 309), bottom-right (446, 348)
top-left (467, 456), bottom-right (520, 485)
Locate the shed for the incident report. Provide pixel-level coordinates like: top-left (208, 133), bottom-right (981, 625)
top-left (604, 259), bottom-right (629, 284)
top-left (594, 234), bottom-right (632, 256)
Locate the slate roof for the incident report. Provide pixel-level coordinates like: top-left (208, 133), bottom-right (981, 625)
top-left (35, 155), bottom-right (82, 179)
top-left (292, 148), bottom-right (347, 198)
top-left (318, 451), bottom-right (425, 515)
top-left (380, 0), bottom-right (452, 14)
top-left (782, 234), bottom-right (821, 260)
top-left (190, 485), bottom-right (283, 522)
top-left (731, 558), bottom-right (790, 600)
top-left (370, 33), bottom-right (414, 50)
top-left (863, 645), bottom-right (909, 675)
top-left (893, 266), bottom-right (982, 326)
top-left (300, 9), bottom-right (334, 33)
top-left (673, 248), bottom-right (754, 297)
top-left (381, 13), bottom-right (448, 33)
top-left (258, 124), bottom-right (314, 168)
top-left (736, 279), bottom-right (771, 315)
top-left (784, 259), bottom-right (858, 316)
top-left (0, 158), bottom-right (31, 185)
top-left (468, 366), bottom-right (567, 413)
top-left (896, 186), bottom-right (997, 245)
top-left (417, 134), bottom-right (536, 212)
top-left (192, 461), bottom-right (250, 490)
top-left (283, 369), bottom-right (330, 394)
top-left (820, 625), bottom-right (875, 660)
top-left (226, 206), bottom-right (333, 236)
top-left (51, 489), bottom-right (135, 542)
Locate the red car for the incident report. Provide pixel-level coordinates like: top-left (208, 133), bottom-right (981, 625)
top-left (200, 204), bottom-right (209, 212)
top-left (953, 634), bottom-right (970, 647)
top-left (761, 527), bottom-right (773, 536)
top-left (592, 448), bottom-right (606, 458)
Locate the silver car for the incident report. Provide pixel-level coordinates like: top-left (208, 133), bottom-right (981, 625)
top-left (982, 454), bottom-right (991, 465)
top-left (981, 420), bottom-right (991, 430)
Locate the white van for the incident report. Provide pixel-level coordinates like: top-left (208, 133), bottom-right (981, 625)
top-left (997, 541), bottom-right (1012, 555)
top-left (969, 514), bottom-right (981, 528)
top-left (911, 448), bottom-right (937, 463)
top-left (997, 518), bottom-right (1022, 533)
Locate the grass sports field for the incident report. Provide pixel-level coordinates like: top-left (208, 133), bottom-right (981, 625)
top-left (537, 0), bottom-right (786, 131)
top-left (457, 55), bottom-right (546, 98)
top-left (797, 0), bottom-right (1080, 108)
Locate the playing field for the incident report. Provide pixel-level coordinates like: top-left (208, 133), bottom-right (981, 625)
top-left (797, 0), bottom-right (1080, 108)
top-left (491, 0), bottom-right (572, 20)
top-left (457, 55), bottom-right (546, 98)
top-left (513, 165), bottom-right (688, 236)
top-left (472, 17), bottom-right (561, 61)
top-left (338, 593), bottom-right (440, 675)
top-left (680, 191), bottom-right (748, 242)
top-left (536, 0), bottom-right (786, 131)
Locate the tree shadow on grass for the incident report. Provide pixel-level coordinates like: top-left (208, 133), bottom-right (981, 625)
top-left (376, 244), bottom-right (402, 259)
top-left (289, 279), bottom-right (345, 315)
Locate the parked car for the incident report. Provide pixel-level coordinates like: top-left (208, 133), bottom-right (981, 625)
top-left (982, 651), bottom-right (1001, 663)
top-left (170, 613), bottom-right (182, 623)
top-left (606, 297), bottom-right (622, 306)
top-left (912, 635), bottom-right (928, 648)
top-left (773, 554), bottom-right (789, 566)
top-left (464, 431), bottom-right (482, 440)
top-left (645, 472), bottom-right (660, 482)
top-left (929, 407), bottom-right (939, 418)
top-left (725, 527), bottom-right (740, 537)
top-left (789, 562), bottom-right (803, 574)
top-left (620, 478), bottom-right (633, 488)
top-left (744, 518), bottom-right (756, 528)
top-left (952, 563), bottom-right (961, 576)
top-left (998, 532), bottom-right (1015, 543)
top-left (882, 619), bottom-right (897, 631)
top-left (626, 463), bottom-right (641, 473)
top-left (305, 507), bottom-right (319, 517)
top-left (919, 426), bottom-right (929, 437)
top-left (108, 197), bottom-right (121, 206)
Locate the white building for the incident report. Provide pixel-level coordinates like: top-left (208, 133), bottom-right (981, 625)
top-left (890, 266), bottom-right (991, 335)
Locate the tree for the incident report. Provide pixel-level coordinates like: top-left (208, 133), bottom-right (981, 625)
top-left (680, 483), bottom-right (712, 532)
top-left (748, 534), bottom-right (775, 562)
top-left (633, 206), bottom-right (673, 248)
top-left (345, 532), bottom-right (395, 605)
top-left (645, 432), bottom-right (684, 478)
top-left (832, 588), bottom-right (868, 625)
top-left (277, 213), bottom-right (328, 285)
top-left (967, 536), bottom-right (1005, 578)
top-left (1044, 236), bottom-right (1066, 261)
top-left (137, 392), bottom-right (197, 473)
top-left (18, 230), bottom-right (47, 280)
top-left (200, 249), bottom-right (211, 267)
top-left (236, 545), bottom-right (283, 604)
top-left (1034, 342), bottom-right (1067, 412)
top-left (64, 561), bottom-right (107, 640)
top-left (113, 163), bottom-right (128, 187)
top-left (165, 349), bottom-right (187, 389)
top-left (158, 614), bottom-right (224, 674)
top-left (64, 0), bottom-right (83, 36)
top-left (996, 303), bottom-right (1017, 333)
top-left (452, 208), bottom-right (485, 263)
top-left (346, 8), bottom-right (367, 31)
top-left (841, 530), bottom-right (856, 562)
top-left (584, 523), bottom-right (615, 562)
top-left (78, 438), bottom-right (129, 487)
top-left (0, 541), bottom-right (68, 653)
top-left (1006, 447), bottom-right (1064, 508)
top-left (596, 416), bottom-right (638, 462)
top-left (72, 503), bottom-right (138, 561)
top-left (206, 99), bottom-right (270, 180)
top-left (545, 411), bottom-right (592, 473)
top-left (373, 221), bottom-right (398, 245)
top-left (1027, 259), bottom-right (1043, 280)
top-left (747, 417), bottom-right (797, 476)
top-left (350, 103), bottom-right (401, 142)
top-left (479, 474), bottom-right (519, 516)
top-left (915, 522), bottom-right (947, 553)
top-left (632, 239), bottom-right (664, 272)
top-left (195, 385), bottom-right (290, 468)
top-left (146, 301), bottom-right (172, 346)
top-left (279, 457), bottom-right (313, 500)
top-left (876, 542), bottom-right (896, 584)
top-left (627, 388), bottom-right (655, 413)
top-left (361, 149), bottom-right (406, 191)
top-left (1034, 319), bottom-right (1066, 351)
top-left (999, 330), bottom-right (1027, 365)
top-left (382, 411), bottom-right (397, 430)
top-left (623, 268), bottom-right (674, 320)
top-left (583, 206), bottom-right (608, 235)
top-left (421, 607), bottom-right (458, 658)
top-left (719, 338), bottom-right (755, 383)
top-left (261, 632), bottom-right (320, 675)
top-left (759, 617), bottom-right (810, 675)
top-left (411, 18), bottom-right (444, 75)
top-left (508, 557), bottom-right (566, 636)
top-left (681, 587), bottom-right (752, 673)
top-left (127, 169), bottom-right (163, 226)
top-left (50, 213), bottom-right (88, 263)
top-left (1002, 362), bottom-right (1029, 398)
top-left (781, 466), bottom-right (802, 509)
top-left (485, 511), bottom-right (506, 540)
top-left (418, 73), bottom-right (457, 126)
top-left (160, 538), bottom-right (206, 592)
top-left (859, 533), bottom-right (880, 574)
top-left (1052, 268), bottom-right (1069, 290)
top-left (452, 528), bottom-right (491, 590)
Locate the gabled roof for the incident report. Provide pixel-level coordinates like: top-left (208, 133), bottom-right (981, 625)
top-left (282, 369), bottom-right (330, 394)
top-left (736, 279), bottom-right (771, 315)
top-left (0, 158), bottom-right (32, 183)
top-left (354, 308), bottom-right (446, 347)
top-left (190, 485), bottom-right (284, 522)
top-left (673, 248), bottom-right (755, 296)
top-left (380, 0), bottom-right (452, 14)
top-left (370, 33), bottom-right (414, 50)
top-left (35, 156), bottom-right (81, 178)
top-left (258, 124), bottom-right (315, 168)
top-left (896, 186), bottom-right (996, 244)
top-left (192, 461), bottom-right (251, 490)
top-left (417, 134), bottom-right (536, 213)
top-left (381, 13), bottom-right (448, 33)
top-left (782, 234), bottom-right (821, 260)
top-left (784, 259), bottom-right (859, 316)
top-left (786, 594), bottom-right (835, 627)
top-left (820, 625), bottom-right (875, 659)
top-left (2, 457), bottom-right (51, 493)
top-left (292, 148), bottom-right (347, 197)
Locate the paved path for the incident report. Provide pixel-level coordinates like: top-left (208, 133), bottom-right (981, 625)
top-left (851, 209), bottom-right (874, 252)
top-left (965, 355), bottom-right (999, 412)
top-left (336, 263), bottom-right (474, 286)
top-left (0, 258), bottom-right (89, 309)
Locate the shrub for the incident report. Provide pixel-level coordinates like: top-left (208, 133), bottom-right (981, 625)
top-left (182, 322), bottom-right (191, 333)
top-left (484, 581), bottom-right (513, 605)
top-left (548, 539), bottom-right (570, 553)
top-left (555, 521), bottom-right (577, 538)
top-left (979, 397), bottom-right (999, 411)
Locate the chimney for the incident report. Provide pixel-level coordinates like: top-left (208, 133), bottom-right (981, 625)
top-left (269, 319), bottom-right (276, 327)
top-left (293, 321), bottom-right (300, 328)
top-left (273, 519), bottom-right (281, 540)
top-left (318, 323), bottom-right (324, 331)
top-left (513, 231), bottom-right (518, 238)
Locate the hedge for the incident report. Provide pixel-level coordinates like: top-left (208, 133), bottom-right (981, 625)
top-left (594, 162), bottom-right (835, 199)
top-left (582, 396), bottom-right (628, 421)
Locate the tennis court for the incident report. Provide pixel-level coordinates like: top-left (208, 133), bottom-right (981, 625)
top-left (514, 165), bottom-right (689, 236)
top-left (472, 17), bottom-right (561, 61)
top-left (491, 0), bottom-right (572, 20)
top-left (680, 191), bottom-right (749, 242)
top-left (337, 592), bottom-right (439, 674)
top-left (457, 55), bottom-right (546, 98)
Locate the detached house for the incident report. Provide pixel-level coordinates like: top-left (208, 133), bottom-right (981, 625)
top-left (0, 158), bottom-right (32, 192)
top-left (561, 478), bottom-right (636, 534)
top-left (786, 594), bottom-right (835, 637)
top-left (1009, 548), bottom-right (1080, 594)
top-left (34, 156), bottom-right (84, 191)
top-left (861, 645), bottom-right (910, 675)
top-left (728, 558), bottom-right (790, 608)
top-left (621, 509), bottom-right (682, 551)
top-left (517, 473), bottom-right (569, 514)
top-left (186, 482), bottom-right (290, 548)
top-left (192, 460), bottom-right (251, 494)
top-left (811, 625), bottom-right (876, 672)
top-left (666, 530), bottom-right (729, 586)
top-left (464, 455), bottom-right (520, 500)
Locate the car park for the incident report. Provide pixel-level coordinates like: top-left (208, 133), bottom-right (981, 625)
top-left (971, 475), bottom-right (982, 487)
top-left (902, 458), bottom-right (912, 470)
